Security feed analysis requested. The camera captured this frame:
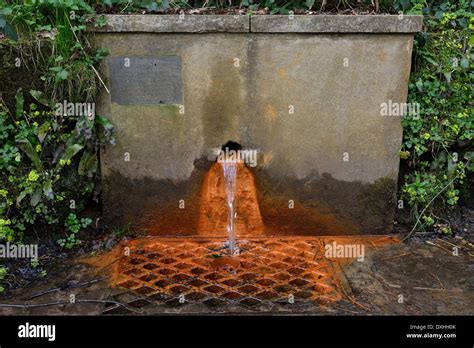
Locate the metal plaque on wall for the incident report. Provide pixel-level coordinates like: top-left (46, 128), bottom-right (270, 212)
top-left (108, 56), bottom-right (183, 105)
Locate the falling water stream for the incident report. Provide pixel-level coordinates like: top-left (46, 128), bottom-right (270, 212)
top-left (222, 159), bottom-right (238, 256)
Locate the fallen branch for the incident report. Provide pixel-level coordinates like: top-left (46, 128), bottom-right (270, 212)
top-left (27, 277), bottom-right (107, 300)
top-left (0, 298), bottom-right (142, 313)
top-left (373, 273), bottom-right (401, 289)
top-left (412, 286), bottom-right (462, 292)
top-left (425, 240), bottom-right (453, 254)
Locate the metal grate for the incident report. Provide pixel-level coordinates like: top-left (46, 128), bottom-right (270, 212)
top-left (113, 237), bottom-right (343, 307)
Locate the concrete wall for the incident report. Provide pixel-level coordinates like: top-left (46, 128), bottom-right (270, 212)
top-left (91, 15), bottom-right (422, 236)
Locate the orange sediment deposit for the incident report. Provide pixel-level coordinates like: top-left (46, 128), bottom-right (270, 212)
top-left (198, 162), bottom-right (264, 236)
top-left (210, 256), bottom-right (240, 272)
top-left (322, 235), bottom-right (400, 265)
top-left (89, 237), bottom-right (346, 303)
top-left (79, 245), bottom-right (125, 287)
top-left (78, 235), bottom-right (400, 307)
top-left (260, 197), bottom-right (362, 236)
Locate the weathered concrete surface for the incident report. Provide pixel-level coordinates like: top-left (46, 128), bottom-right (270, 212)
top-left (91, 14), bottom-right (250, 33)
top-left (93, 16), bottom-right (419, 235)
top-left (90, 14), bottom-right (422, 33)
top-left (251, 15), bottom-right (423, 33)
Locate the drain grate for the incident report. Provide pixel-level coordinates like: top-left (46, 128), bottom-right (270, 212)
top-left (113, 237), bottom-right (343, 308)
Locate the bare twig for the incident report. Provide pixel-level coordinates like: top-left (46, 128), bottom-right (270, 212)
top-left (429, 272), bottom-right (445, 289)
top-left (27, 277), bottom-right (107, 300)
top-left (0, 299), bottom-right (142, 313)
top-left (402, 161), bottom-right (469, 242)
top-left (66, 15), bottom-right (110, 94)
top-left (412, 286), bottom-right (462, 292)
top-left (426, 240), bottom-right (453, 254)
top-left (373, 273), bottom-right (401, 289)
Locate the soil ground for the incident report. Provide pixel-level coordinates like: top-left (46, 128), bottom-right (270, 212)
top-left (0, 234), bottom-right (472, 315)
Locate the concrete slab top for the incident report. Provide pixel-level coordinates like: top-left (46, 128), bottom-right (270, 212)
top-left (89, 14), bottom-right (250, 33)
top-left (89, 14), bottom-right (423, 33)
top-left (251, 15), bottom-right (423, 33)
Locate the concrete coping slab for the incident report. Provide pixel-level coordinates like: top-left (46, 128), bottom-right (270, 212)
top-left (89, 14), bottom-right (250, 33)
top-left (89, 14), bottom-right (423, 34)
top-left (251, 15), bottom-right (423, 33)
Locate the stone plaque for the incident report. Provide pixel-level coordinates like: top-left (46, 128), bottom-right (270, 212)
top-left (108, 56), bottom-right (183, 105)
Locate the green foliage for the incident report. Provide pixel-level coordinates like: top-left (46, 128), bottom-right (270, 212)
top-left (3, 0), bottom-right (107, 102)
top-left (0, 91), bottom-right (114, 242)
top-left (112, 223), bottom-right (133, 238)
top-left (0, 266), bottom-right (7, 292)
top-left (91, 0), bottom-right (394, 13)
top-left (401, 0), bottom-right (473, 233)
top-left (0, 1), bottom-right (114, 243)
top-left (57, 212), bottom-right (91, 248)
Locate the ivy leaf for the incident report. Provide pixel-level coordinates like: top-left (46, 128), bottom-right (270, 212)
top-left (30, 189), bottom-right (42, 207)
top-left (30, 90), bottom-right (52, 107)
top-left (78, 151), bottom-right (98, 177)
top-left (60, 143), bottom-right (84, 163)
top-left (0, 8), bottom-right (12, 16)
top-left (158, 0), bottom-right (170, 10)
top-left (465, 152), bottom-right (474, 172)
top-left (430, 151), bottom-right (447, 171)
top-left (43, 180), bottom-right (54, 200)
top-left (16, 190), bottom-right (28, 207)
top-left (37, 122), bottom-right (51, 143)
top-left (443, 72), bottom-right (451, 84)
top-left (57, 69), bottom-right (69, 82)
top-left (50, 67), bottom-right (69, 82)
top-left (460, 57), bottom-right (469, 69)
top-left (17, 139), bottom-right (43, 171)
top-left (15, 89), bottom-right (24, 117)
top-left (398, 0), bottom-right (411, 11)
top-left (415, 79), bottom-right (424, 92)
top-left (420, 52), bottom-right (438, 67)
top-left (0, 13), bottom-right (18, 41)
top-left (95, 115), bottom-right (115, 145)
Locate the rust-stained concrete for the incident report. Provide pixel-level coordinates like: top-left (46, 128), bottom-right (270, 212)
top-left (92, 15), bottom-right (421, 235)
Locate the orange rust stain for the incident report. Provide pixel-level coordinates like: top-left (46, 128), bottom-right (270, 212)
top-left (110, 237), bottom-right (344, 303)
top-left (260, 195), bottom-right (361, 236)
top-left (210, 257), bottom-right (240, 272)
top-left (80, 246), bottom-right (124, 286)
top-left (80, 235), bottom-right (400, 306)
top-left (260, 152), bottom-right (274, 169)
top-left (377, 49), bottom-right (387, 63)
top-left (264, 104), bottom-right (278, 122)
top-left (277, 67), bottom-right (286, 78)
top-left (197, 162), bottom-right (264, 237)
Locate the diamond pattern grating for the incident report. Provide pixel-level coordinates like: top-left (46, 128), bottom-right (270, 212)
top-left (113, 237), bottom-right (343, 307)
